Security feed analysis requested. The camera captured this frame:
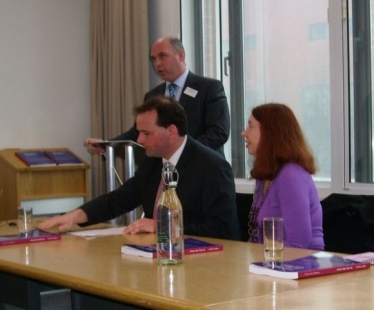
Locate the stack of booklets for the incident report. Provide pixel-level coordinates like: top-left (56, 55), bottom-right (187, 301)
top-left (0, 229), bottom-right (61, 246)
top-left (344, 252), bottom-right (374, 265)
top-left (16, 150), bottom-right (83, 167)
top-left (121, 237), bottom-right (223, 259)
top-left (249, 252), bottom-right (371, 279)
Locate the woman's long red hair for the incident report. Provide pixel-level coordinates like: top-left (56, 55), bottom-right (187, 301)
top-left (250, 103), bottom-right (317, 180)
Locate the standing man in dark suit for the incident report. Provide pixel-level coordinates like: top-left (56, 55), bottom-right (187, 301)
top-left (40, 96), bottom-right (239, 240)
top-left (85, 36), bottom-right (230, 157)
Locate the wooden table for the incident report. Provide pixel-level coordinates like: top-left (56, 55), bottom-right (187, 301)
top-left (0, 219), bottom-right (373, 309)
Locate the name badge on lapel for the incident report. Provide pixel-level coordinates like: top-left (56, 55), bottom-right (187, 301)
top-left (184, 87), bottom-right (198, 98)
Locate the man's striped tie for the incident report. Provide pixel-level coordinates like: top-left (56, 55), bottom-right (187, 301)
top-left (168, 83), bottom-right (177, 98)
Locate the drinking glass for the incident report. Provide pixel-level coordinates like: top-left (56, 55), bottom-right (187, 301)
top-left (263, 217), bottom-right (283, 268)
top-left (17, 206), bottom-right (33, 233)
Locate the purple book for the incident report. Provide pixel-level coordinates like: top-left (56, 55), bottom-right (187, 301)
top-left (0, 229), bottom-right (61, 246)
top-left (44, 150), bottom-right (83, 166)
top-left (16, 151), bottom-right (56, 167)
top-left (121, 237), bottom-right (223, 259)
top-left (249, 252), bottom-right (370, 279)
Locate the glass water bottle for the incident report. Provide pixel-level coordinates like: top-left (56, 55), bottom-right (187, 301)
top-left (156, 162), bottom-right (184, 265)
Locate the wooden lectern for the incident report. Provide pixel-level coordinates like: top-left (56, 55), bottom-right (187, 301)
top-left (0, 148), bottom-right (90, 220)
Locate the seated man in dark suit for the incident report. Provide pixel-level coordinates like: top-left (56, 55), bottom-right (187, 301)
top-left (85, 36), bottom-right (230, 157)
top-left (39, 96), bottom-right (240, 240)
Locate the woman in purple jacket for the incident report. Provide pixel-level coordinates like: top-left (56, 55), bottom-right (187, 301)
top-left (241, 103), bottom-right (324, 250)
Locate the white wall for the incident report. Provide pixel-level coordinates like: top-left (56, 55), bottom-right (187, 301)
top-left (0, 0), bottom-right (91, 165)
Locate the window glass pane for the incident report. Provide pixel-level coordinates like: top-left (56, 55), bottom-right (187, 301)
top-left (202, 0), bottom-right (221, 78)
top-left (240, 0), bottom-right (331, 181)
top-left (220, 0), bottom-right (232, 163)
top-left (348, 0), bottom-right (374, 183)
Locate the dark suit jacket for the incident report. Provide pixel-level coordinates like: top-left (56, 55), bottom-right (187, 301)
top-left (113, 72), bottom-right (230, 156)
top-left (80, 136), bottom-right (240, 240)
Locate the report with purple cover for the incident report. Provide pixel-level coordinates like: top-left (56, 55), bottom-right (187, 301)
top-left (0, 229), bottom-right (61, 246)
top-left (15, 151), bottom-right (56, 167)
top-left (44, 150), bottom-right (83, 166)
top-left (121, 237), bottom-right (223, 258)
top-left (249, 252), bottom-right (371, 279)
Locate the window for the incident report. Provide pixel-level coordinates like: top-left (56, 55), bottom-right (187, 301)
top-left (181, 0), bottom-right (374, 195)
